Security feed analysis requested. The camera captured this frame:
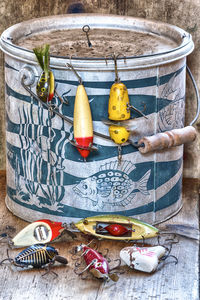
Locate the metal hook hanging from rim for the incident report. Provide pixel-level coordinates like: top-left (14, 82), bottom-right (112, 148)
top-left (66, 63), bottom-right (82, 85)
top-left (82, 25), bottom-right (92, 48)
top-left (112, 53), bottom-right (127, 83)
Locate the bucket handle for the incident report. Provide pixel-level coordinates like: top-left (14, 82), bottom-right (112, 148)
top-left (136, 65), bottom-right (200, 154)
top-left (186, 65), bottom-right (200, 126)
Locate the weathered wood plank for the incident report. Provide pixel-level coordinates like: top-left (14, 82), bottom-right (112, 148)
top-left (0, 172), bottom-right (199, 300)
top-left (0, 1), bottom-right (199, 178)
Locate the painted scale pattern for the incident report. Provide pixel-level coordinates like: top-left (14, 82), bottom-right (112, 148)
top-left (15, 244), bottom-right (58, 267)
top-left (4, 59), bottom-right (185, 221)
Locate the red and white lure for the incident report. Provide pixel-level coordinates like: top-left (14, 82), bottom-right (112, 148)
top-left (9, 219), bottom-right (75, 248)
top-left (74, 244), bottom-right (119, 282)
top-left (120, 245), bottom-right (166, 273)
top-left (67, 63), bottom-right (97, 160)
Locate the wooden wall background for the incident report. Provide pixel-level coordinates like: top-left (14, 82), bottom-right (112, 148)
top-left (0, 0), bottom-right (199, 178)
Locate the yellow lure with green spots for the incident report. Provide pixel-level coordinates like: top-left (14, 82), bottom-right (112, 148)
top-left (33, 44), bottom-right (55, 102)
top-left (36, 71), bottom-right (49, 102)
top-left (108, 82), bottom-right (130, 121)
top-left (109, 125), bottom-right (130, 144)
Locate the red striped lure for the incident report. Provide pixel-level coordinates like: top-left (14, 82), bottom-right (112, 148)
top-left (66, 63), bottom-right (97, 160)
top-left (33, 44), bottom-right (55, 102)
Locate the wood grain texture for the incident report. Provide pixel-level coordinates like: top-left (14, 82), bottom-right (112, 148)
top-left (0, 0), bottom-right (199, 177)
top-left (0, 171), bottom-right (199, 300)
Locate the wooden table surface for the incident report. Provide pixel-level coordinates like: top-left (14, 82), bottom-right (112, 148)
top-left (0, 171), bottom-right (199, 300)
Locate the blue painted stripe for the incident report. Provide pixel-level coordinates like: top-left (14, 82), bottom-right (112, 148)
top-left (55, 64), bottom-right (185, 89)
top-left (6, 83), bottom-right (179, 121)
top-left (7, 176), bottom-right (182, 217)
top-left (5, 62), bottom-right (185, 91)
top-left (155, 175), bottom-right (182, 211)
top-left (6, 139), bottom-right (182, 189)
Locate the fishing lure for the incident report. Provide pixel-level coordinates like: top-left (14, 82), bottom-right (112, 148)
top-left (8, 215), bottom-right (158, 248)
top-left (108, 54), bottom-right (147, 121)
top-left (120, 245), bottom-right (166, 273)
top-left (108, 124), bottom-right (130, 145)
top-left (75, 215), bottom-right (159, 241)
top-left (106, 54), bottom-right (147, 162)
top-left (67, 63), bottom-right (97, 160)
top-left (74, 243), bottom-right (119, 281)
top-left (0, 244), bottom-right (68, 273)
top-left (9, 219), bottom-right (76, 248)
top-left (33, 44), bottom-right (55, 102)
top-left (108, 55), bottom-right (130, 121)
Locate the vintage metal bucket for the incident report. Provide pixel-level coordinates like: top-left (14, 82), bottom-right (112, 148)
top-left (0, 14), bottom-right (195, 224)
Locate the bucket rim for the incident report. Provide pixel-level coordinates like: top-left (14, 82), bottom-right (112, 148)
top-left (0, 14), bottom-right (194, 70)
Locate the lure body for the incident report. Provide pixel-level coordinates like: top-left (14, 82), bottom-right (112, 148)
top-left (10, 215), bottom-right (158, 248)
top-left (75, 214), bottom-right (158, 240)
top-left (120, 245), bottom-right (166, 273)
top-left (36, 71), bottom-right (49, 102)
top-left (33, 44), bottom-right (55, 102)
top-left (73, 84), bottom-right (93, 158)
top-left (36, 70), bottom-right (54, 102)
top-left (109, 125), bottom-right (130, 144)
top-left (108, 82), bottom-right (130, 121)
top-left (76, 244), bottom-right (118, 281)
top-left (48, 70), bottom-right (55, 101)
top-left (11, 219), bottom-right (66, 248)
top-left (14, 244), bottom-right (60, 268)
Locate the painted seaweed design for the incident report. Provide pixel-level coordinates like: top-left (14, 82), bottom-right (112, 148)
top-left (13, 97), bottom-right (65, 207)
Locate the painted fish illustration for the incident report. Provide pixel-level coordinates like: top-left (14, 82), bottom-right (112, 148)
top-left (158, 72), bottom-right (185, 132)
top-left (73, 160), bottom-right (151, 208)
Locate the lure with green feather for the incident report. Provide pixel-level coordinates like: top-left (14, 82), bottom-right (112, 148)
top-left (33, 44), bottom-right (55, 102)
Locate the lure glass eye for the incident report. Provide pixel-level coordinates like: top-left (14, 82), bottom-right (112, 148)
top-left (97, 262), bottom-right (102, 267)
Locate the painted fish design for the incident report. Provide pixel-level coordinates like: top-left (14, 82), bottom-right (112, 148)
top-left (73, 160), bottom-right (151, 208)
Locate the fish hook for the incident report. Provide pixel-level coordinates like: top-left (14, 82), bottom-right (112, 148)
top-left (109, 258), bottom-right (121, 272)
top-left (0, 249), bottom-right (14, 265)
top-left (156, 234), bottom-right (179, 266)
top-left (74, 258), bottom-right (97, 276)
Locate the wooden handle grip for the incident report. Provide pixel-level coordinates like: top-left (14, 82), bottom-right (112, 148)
top-left (138, 126), bottom-right (197, 154)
